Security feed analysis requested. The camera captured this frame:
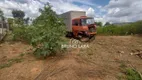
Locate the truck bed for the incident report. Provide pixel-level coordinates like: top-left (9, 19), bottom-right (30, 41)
top-left (60, 11), bottom-right (86, 32)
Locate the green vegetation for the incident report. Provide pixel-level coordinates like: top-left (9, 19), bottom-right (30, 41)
top-left (125, 68), bottom-right (142, 80)
top-left (11, 3), bottom-right (66, 58)
top-left (95, 22), bottom-right (102, 27)
top-left (10, 9), bottom-right (30, 27)
top-left (97, 21), bottom-right (142, 35)
top-left (12, 10), bottom-right (25, 19)
top-left (0, 58), bottom-right (23, 69)
top-left (118, 63), bottom-right (142, 80)
top-left (32, 4), bottom-right (66, 58)
top-left (105, 22), bottom-right (111, 26)
top-left (12, 9), bottom-right (25, 25)
top-left (12, 26), bottom-right (34, 43)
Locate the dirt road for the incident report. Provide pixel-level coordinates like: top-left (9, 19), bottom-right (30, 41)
top-left (0, 36), bottom-right (142, 80)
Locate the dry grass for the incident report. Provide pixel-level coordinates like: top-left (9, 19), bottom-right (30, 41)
top-left (0, 36), bottom-right (142, 80)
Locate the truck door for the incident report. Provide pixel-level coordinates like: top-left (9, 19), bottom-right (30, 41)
top-left (72, 19), bottom-right (80, 37)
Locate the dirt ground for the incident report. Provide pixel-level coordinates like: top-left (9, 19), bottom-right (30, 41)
top-left (0, 36), bottom-right (142, 80)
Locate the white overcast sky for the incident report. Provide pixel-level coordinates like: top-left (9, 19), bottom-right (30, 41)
top-left (0, 0), bottom-right (142, 23)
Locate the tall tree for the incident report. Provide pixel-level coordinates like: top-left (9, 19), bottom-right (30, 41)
top-left (105, 22), bottom-right (110, 26)
top-left (95, 22), bottom-right (102, 27)
top-left (12, 10), bottom-right (25, 25)
top-left (12, 10), bottom-right (25, 19)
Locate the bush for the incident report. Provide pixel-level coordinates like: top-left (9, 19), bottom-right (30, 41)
top-left (119, 63), bottom-right (142, 80)
top-left (12, 26), bottom-right (34, 43)
top-left (125, 68), bottom-right (142, 80)
top-left (12, 3), bottom-right (66, 58)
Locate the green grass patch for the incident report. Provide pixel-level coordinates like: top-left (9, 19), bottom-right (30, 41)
top-left (97, 21), bottom-right (142, 35)
top-left (124, 68), bottom-right (142, 80)
top-left (0, 63), bottom-right (12, 69)
top-left (0, 58), bottom-right (23, 69)
top-left (118, 63), bottom-right (142, 80)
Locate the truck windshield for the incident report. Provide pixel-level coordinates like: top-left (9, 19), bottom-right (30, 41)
top-left (81, 18), bottom-right (94, 26)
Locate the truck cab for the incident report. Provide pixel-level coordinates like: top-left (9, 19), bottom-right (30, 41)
top-left (60, 11), bottom-right (97, 41)
top-left (72, 16), bottom-right (97, 39)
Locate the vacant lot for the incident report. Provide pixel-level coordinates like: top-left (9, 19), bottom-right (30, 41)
top-left (0, 36), bottom-right (142, 80)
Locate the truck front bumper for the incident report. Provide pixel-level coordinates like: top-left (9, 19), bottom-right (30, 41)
top-left (88, 32), bottom-right (97, 35)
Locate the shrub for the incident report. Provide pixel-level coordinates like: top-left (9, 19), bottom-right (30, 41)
top-left (125, 68), bottom-right (142, 80)
top-left (119, 63), bottom-right (142, 80)
top-left (12, 26), bottom-right (34, 43)
top-left (12, 3), bottom-right (66, 58)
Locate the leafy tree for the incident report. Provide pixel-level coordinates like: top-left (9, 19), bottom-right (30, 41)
top-left (12, 10), bottom-right (25, 19)
top-left (12, 10), bottom-right (25, 25)
top-left (24, 17), bottom-right (30, 25)
top-left (105, 22), bottom-right (110, 26)
top-left (8, 18), bottom-right (14, 30)
top-left (95, 22), bottom-right (102, 27)
top-left (31, 3), bottom-right (66, 58)
top-left (12, 3), bottom-right (66, 58)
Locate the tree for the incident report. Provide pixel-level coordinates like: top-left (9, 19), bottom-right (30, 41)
top-left (12, 3), bottom-right (66, 58)
top-left (31, 3), bottom-right (66, 58)
top-left (95, 22), bottom-right (102, 27)
top-left (12, 10), bottom-right (25, 19)
top-left (12, 10), bottom-right (25, 25)
top-left (24, 17), bottom-right (30, 25)
top-left (105, 22), bottom-right (110, 26)
top-left (8, 18), bottom-right (15, 30)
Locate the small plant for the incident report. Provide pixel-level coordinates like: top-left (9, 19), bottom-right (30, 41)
top-left (119, 62), bottom-right (127, 69)
top-left (118, 63), bottom-right (142, 80)
top-left (125, 68), bottom-right (142, 80)
top-left (19, 53), bottom-right (25, 57)
top-left (8, 58), bottom-right (23, 63)
top-left (0, 63), bottom-right (12, 69)
top-left (0, 58), bottom-right (23, 69)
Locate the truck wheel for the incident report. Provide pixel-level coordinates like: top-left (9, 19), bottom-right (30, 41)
top-left (89, 36), bottom-right (96, 42)
top-left (80, 35), bottom-right (96, 42)
top-left (77, 33), bottom-right (90, 42)
top-left (80, 37), bottom-right (90, 42)
top-left (66, 32), bottom-right (73, 38)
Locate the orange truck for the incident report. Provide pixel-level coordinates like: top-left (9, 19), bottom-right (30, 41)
top-left (60, 11), bottom-right (97, 41)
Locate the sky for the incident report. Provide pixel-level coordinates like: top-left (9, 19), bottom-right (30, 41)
top-left (0, 0), bottom-right (142, 24)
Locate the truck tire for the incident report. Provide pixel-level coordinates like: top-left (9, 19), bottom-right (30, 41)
top-left (77, 33), bottom-right (90, 42)
top-left (66, 32), bottom-right (73, 38)
top-left (80, 35), bottom-right (95, 42)
top-left (89, 36), bottom-right (96, 42)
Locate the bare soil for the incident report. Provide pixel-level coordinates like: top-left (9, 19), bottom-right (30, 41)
top-left (0, 36), bottom-right (142, 80)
